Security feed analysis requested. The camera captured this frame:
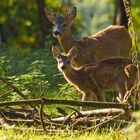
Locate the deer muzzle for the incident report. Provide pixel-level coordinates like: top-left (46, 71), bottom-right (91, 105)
top-left (53, 24), bottom-right (62, 37)
top-left (53, 31), bottom-right (61, 37)
top-left (61, 65), bottom-right (66, 70)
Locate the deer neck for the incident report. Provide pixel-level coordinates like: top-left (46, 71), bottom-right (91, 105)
top-left (58, 32), bottom-right (77, 53)
top-left (63, 67), bottom-right (81, 86)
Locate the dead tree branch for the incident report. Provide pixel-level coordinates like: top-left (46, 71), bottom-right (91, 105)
top-left (0, 76), bottom-right (27, 99)
top-left (0, 98), bottom-right (129, 109)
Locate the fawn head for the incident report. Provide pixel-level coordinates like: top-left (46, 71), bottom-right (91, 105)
top-left (52, 46), bottom-right (77, 72)
top-left (45, 7), bottom-right (77, 38)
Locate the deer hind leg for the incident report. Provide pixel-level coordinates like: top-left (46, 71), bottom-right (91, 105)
top-left (115, 75), bottom-right (127, 102)
top-left (88, 75), bottom-right (106, 102)
top-left (125, 64), bottom-right (138, 102)
top-left (92, 87), bottom-right (106, 102)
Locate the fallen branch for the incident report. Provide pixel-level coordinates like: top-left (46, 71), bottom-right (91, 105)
top-left (0, 109), bottom-right (31, 119)
top-left (83, 111), bottom-right (125, 131)
top-left (39, 98), bottom-right (47, 132)
top-left (0, 90), bottom-right (14, 98)
top-left (52, 108), bottom-right (125, 123)
top-left (0, 76), bottom-right (27, 99)
top-left (0, 98), bottom-right (129, 109)
top-left (0, 97), bottom-right (133, 131)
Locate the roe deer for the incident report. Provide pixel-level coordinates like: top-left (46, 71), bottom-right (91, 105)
top-left (45, 7), bottom-right (132, 66)
top-left (52, 45), bottom-right (137, 102)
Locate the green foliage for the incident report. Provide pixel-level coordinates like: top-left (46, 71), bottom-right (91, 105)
top-left (74, 0), bottom-right (114, 37)
top-left (0, 45), bottom-right (80, 102)
top-left (0, 0), bottom-right (140, 138)
top-left (131, 0), bottom-right (140, 48)
top-left (0, 0), bottom-right (39, 48)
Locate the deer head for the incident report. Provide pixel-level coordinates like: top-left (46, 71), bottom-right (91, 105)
top-left (45, 7), bottom-right (77, 38)
top-left (52, 45), bottom-right (77, 72)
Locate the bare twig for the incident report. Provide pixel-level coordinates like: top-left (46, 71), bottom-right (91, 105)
top-left (0, 90), bottom-right (14, 99)
top-left (123, 0), bottom-right (140, 104)
top-left (0, 108), bottom-right (31, 119)
top-left (52, 108), bottom-right (125, 122)
top-left (0, 76), bottom-right (27, 99)
top-left (82, 111), bottom-right (125, 131)
top-left (39, 98), bottom-right (47, 132)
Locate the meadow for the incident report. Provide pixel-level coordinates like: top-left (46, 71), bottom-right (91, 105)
top-left (0, 0), bottom-right (140, 139)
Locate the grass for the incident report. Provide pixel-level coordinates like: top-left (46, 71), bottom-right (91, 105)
top-left (0, 127), bottom-right (132, 140)
top-left (0, 46), bottom-right (140, 140)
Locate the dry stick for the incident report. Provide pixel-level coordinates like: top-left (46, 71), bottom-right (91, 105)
top-left (34, 117), bottom-right (67, 128)
top-left (81, 111), bottom-right (125, 132)
top-left (0, 76), bottom-right (38, 111)
top-left (39, 98), bottom-right (47, 132)
top-left (6, 107), bottom-right (35, 113)
top-left (0, 98), bottom-right (130, 127)
top-left (52, 108), bottom-right (124, 122)
top-left (0, 98), bottom-right (129, 109)
top-left (0, 76), bottom-right (27, 99)
top-left (66, 106), bottom-right (83, 116)
top-left (123, 0), bottom-right (140, 107)
top-left (5, 119), bottom-right (35, 126)
top-left (63, 112), bottom-right (76, 125)
top-left (123, 84), bottom-right (137, 103)
top-left (63, 107), bottom-right (83, 124)
top-left (0, 108), bottom-right (30, 119)
top-left (0, 90), bottom-right (14, 99)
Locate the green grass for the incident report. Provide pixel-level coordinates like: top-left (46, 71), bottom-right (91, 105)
top-left (0, 128), bottom-right (132, 140)
top-left (0, 44), bottom-right (140, 140)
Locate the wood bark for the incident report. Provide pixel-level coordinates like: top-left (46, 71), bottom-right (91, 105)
top-left (113, 0), bottom-right (129, 29)
top-left (36, 0), bottom-right (52, 47)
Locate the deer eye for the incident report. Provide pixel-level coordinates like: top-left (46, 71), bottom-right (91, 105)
top-left (67, 60), bottom-right (70, 64)
top-left (58, 60), bottom-right (62, 63)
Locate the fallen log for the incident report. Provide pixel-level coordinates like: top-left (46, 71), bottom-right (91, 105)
top-left (0, 109), bottom-right (30, 119)
top-left (0, 98), bottom-right (129, 109)
top-left (51, 108), bottom-right (125, 123)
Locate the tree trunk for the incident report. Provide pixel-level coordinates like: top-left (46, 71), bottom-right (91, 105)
top-left (113, 0), bottom-right (129, 29)
top-left (0, 24), bottom-right (5, 44)
top-left (36, 0), bottom-right (52, 48)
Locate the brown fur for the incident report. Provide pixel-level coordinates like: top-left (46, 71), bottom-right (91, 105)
top-left (52, 46), bottom-right (137, 102)
top-left (46, 7), bottom-right (132, 66)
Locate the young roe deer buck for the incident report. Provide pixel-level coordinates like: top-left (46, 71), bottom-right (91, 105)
top-left (45, 7), bottom-right (132, 66)
top-left (52, 45), bottom-right (137, 102)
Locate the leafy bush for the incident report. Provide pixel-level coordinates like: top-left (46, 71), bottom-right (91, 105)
top-left (0, 46), bottom-right (79, 101)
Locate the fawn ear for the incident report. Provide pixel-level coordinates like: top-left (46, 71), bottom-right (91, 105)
top-left (52, 46), bottom-right (61, 59)
top-left (68, 46), bottom-right (77, 59)
top-left (44, 8), bottom-right (56, 23)
top-left (65, 7), bottom-right (77, 22)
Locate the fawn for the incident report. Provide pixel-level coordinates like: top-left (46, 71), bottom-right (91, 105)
top-left (45, 7), bottom-right (132, 66)
top-left (52, 45), bottom-right (137, 102)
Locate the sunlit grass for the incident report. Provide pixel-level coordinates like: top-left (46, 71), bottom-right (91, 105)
top-left (0, 127), bottom-right (132, 140)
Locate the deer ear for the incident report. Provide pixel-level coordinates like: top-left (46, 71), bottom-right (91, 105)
top-left (65, 7), bottom-right (77, 22)
top-left (52, 46), bottom-right (61, 59)
top-left (68, 46), bottom-right (77, 59)
top-left (44, 8), bottom-right (56, 23)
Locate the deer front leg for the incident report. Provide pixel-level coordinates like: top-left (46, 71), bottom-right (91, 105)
top-left (80, 90), bottom-right (98, 110)
top-left (82, 90), bottom-right (98, 101)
